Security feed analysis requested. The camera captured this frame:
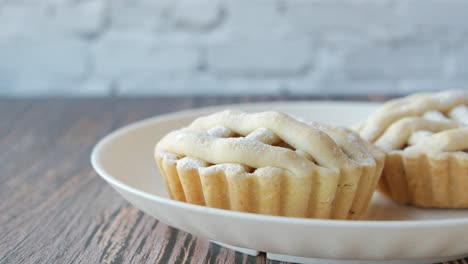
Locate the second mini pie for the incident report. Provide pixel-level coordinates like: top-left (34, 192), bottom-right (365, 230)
top-left (156, 110), bottom-right (384, 219)
top-left (356, 90), bottom-right (468, 208)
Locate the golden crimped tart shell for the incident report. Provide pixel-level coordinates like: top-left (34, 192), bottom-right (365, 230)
top-left (156, 110), bottom-right (385, 219)
top-left (356, 90), bottom-right (468, 208)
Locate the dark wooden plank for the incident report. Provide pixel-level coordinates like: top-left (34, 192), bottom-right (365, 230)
top-left (0, 98), bottom-right (198, 264)
top-left (0, 96), bottom-right (464, 264)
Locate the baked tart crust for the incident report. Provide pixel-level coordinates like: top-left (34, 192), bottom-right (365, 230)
top-left (156, 110), bottom-right (384, 219)
top-left (356, 90), bottom-right (468, 208)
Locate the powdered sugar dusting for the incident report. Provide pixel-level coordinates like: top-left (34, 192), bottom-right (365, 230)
top-left (436, 90), bottom-right (462, 105)
top-left (408, 131), bottom-right (434, 146)
top-left (423, 110), bottom-right (451, 122)
top-left (345, 131), bottom-right (375, 165)
top-left (449, 105), bottom-right (468, 126)
top-left (207, 125), bottom-right (233, 138)
top-left (159, 110), bottom-right (383, 176)
top-left (157, 151), bottom-right (179, 161)
top-left (175, 131), bottom-right (186, 141)
top-left (245, 128), bottom-right (279, 144)
top-left (230, 137), bottom-right (269, 155)
top-left (200, 163), bottom-right (247, 175)
top-left (177, 157), bottom-right (206, 169)
top-left (306, 121), bottom-right (330, 131)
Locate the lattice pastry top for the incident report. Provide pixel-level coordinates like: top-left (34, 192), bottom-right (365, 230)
top-left (156, 110), bottom-right (383, 177)
top-left (356, 90), bottom-right (468, 154)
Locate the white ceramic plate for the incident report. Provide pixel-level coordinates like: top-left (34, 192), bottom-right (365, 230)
top-left (91, 102), bottom-right (468, 264)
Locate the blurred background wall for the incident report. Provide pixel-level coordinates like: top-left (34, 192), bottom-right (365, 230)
top-left (0, 0), bottom-right (467, 97)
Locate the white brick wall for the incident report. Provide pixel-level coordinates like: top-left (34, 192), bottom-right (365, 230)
top-left (343, 43), bottom-right (444, 79)
top-left (206, 38), bottom-right (312, 77)
top-left (0, 0), bottom-right (467, 96)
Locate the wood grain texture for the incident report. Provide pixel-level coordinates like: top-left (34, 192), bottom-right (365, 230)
top-left (0, 96), bottom-right (464, 264)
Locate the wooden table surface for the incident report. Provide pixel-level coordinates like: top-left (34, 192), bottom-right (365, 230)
top-left (1, 96), bottom-right (466, 264)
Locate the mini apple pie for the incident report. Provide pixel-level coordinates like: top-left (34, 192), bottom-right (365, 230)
top-left (155, 110), bottom-right (384, 219)
top-left (356, 90), bottom-right (468, 208)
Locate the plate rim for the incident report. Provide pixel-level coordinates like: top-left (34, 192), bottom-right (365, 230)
top-left (91, 100), bottom-right (468, 228)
